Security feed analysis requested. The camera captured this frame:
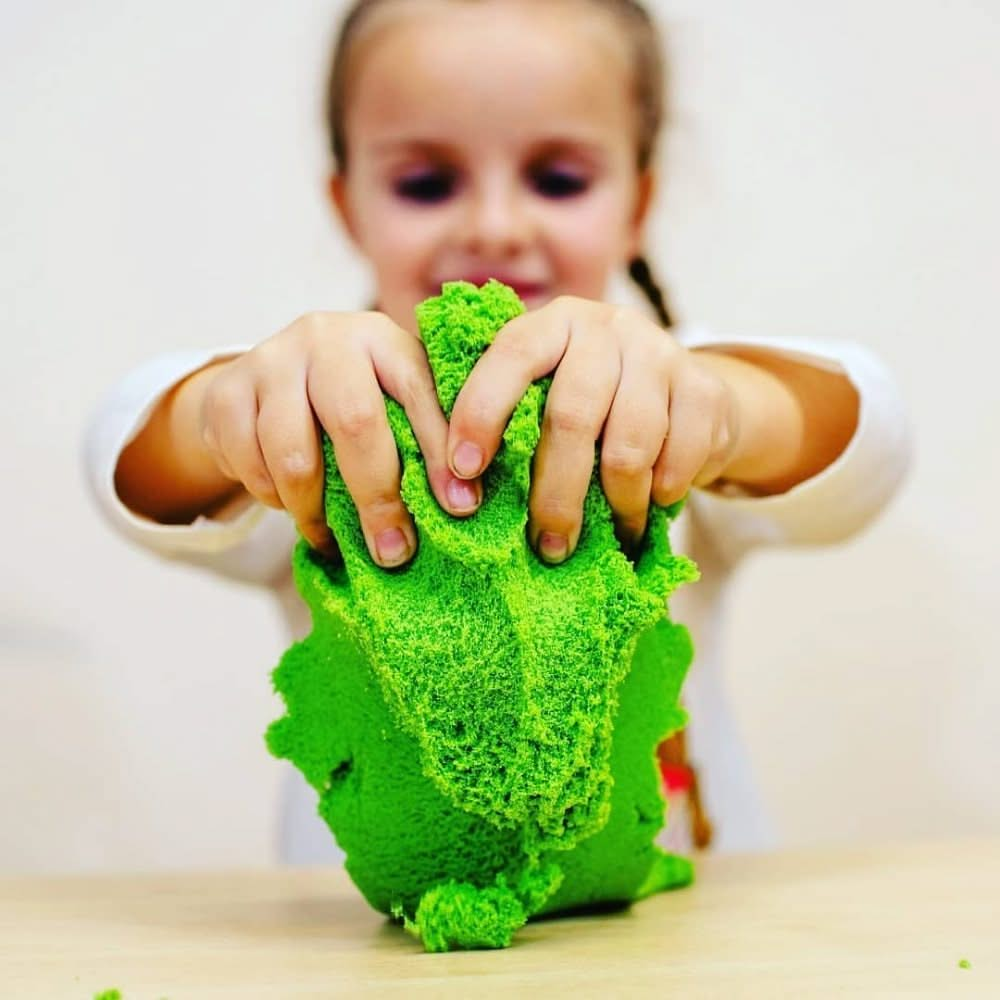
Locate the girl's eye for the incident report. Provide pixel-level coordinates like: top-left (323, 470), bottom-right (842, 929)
top-left (530, 167), bottom-right (589, 199)
top-left (394, 170), bottom-right (456, 204)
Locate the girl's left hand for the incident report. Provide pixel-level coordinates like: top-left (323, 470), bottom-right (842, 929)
top-left (446, 296), bottom-right (741, 562)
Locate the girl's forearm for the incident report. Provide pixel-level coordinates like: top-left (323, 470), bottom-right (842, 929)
top-left (692, 347), bottom-right (859, 495)
top-left (115, 360), bottom-right (244, 523)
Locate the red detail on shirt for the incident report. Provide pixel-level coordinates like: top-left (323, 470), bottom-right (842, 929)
top-left (659, 761), bottom-right (692, 794)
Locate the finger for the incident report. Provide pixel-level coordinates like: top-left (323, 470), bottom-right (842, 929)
top-left (599, 353), bottom-right (670, 551)
top-left (691, 417), bottom-right (734, 490)
top-left (368, 329), bottom-right (480, 517)
top-left (307, 345), bottom-right (416, 568)
top-left (255, 367), bottom-right (337, 559)
top-left (529, 329), bottom-right (619, 562)
top-left (447, 309), bottom-right (571, 480)
top-left (199, 378), bottom-right (245, 483)
top-left (207, 378), bottom-right (283, 510)
top-left (652, 383), bottom-right (717, 508)
top-left (201, 427), bottom-right (237, 482)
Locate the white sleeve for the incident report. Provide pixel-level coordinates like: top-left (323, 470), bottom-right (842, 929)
top-left (82, 348), bottom-right (299, 587)
top-left (677, 328), bottom-right (911, 567)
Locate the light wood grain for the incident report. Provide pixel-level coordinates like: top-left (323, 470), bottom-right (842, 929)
top-left (2, 839), bottom-right (997, 998)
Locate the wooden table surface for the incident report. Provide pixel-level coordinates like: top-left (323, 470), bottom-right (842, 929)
top-left (2, 838), bottom-right (997, 998)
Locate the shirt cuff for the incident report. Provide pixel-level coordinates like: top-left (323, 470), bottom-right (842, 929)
top-left (677, 329), bottom-right (912, 565)
top-left (82, 346), bottom-right (267, 558)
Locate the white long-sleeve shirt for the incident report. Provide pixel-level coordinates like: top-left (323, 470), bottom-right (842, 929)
top-left (83, 328), bottom-right (910, 861)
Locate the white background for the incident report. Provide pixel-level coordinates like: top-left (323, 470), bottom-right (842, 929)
top-left (2, 0), bottom-right (997, 873)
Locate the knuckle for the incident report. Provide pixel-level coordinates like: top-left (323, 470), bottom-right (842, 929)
top-left (360, 491), bottom-right (405, 524)
top-left (544, 401), bottom-right (598, 439)
top-left (530, 494), bottom-right (578, 534)
top-left (554, 294), bottom-right (580, 316)
top-left (249, 469), bottom-right (280, 505)
top-left (203, 376), bottom-right (242, 417)
top-left (606, 303), bottom-right (653, 341)
top-left (294, 310), bottom-right (334, 339)
top-left (549, 293), bottom-right (591, 317)
top-left (200, 426), bottom-right (222, 461)
top-left (607, 302), bottom-right (637, 332)
top-left (289, 310), bottom-right (352, 352)
top-left (395, 367), bottom-right (434, 411)
top-left (364, 309), bottom-right (399, 339)
top-left (333, 401), bottom-right (380, 440)
top-left (199, 407), bottom-right (219, 442)
top-left (249, 333), bottom-right (282, 361)
top-left (660, 336), bottom-right (683, 365)
top-left (601, 442), bottom-right (649, 480)
top-left (492, 321), bottom-right (534, 365)
top-left (546, 294), bottom-right (575, 314)
top-left (275, 450), bottom-right (318, 487)
top-left (652, 471), bottom-right (681, 507)
top-left (687, 364), bottom-right (725, 405)
top-left (649, 343), bottom-right (680, 381)
top-left (702, 373), bottom-right (728, 408)
top-left (713, 422), bottom-right (732, 458)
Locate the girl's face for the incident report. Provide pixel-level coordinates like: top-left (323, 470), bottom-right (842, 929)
top-left (329, 0), bottom-right (655, 335)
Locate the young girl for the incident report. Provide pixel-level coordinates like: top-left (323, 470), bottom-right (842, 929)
top-left (85, 0), bottom-right (909, 860)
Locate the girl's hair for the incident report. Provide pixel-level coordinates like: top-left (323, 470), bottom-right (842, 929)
top-left (324, 0), bottom-right (674, 328)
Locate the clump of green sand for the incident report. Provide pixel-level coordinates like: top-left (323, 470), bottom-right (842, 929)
top-left (267, 280), bottom-right (699, 951)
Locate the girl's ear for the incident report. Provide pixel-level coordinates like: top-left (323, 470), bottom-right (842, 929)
top-left (626, 169), bottom-right (657, 258)
top-left (328, 172), bottom-right (360, 246)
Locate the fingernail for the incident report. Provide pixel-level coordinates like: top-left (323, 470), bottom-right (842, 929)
top-left (446, 476), bottom-right (479, 512)
top-left (375, 527), bottom-right (410, 566)
top-left (452, 441), bottom-right (484, 478)
top-left (538, 531), bottom-right (569, 564)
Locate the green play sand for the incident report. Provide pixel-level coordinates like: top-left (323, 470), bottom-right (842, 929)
top-left (267, 280), bottom-right (698, 951)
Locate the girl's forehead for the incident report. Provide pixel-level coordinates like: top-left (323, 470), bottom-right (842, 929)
top-left (344, 0), bottom-right (636, 150)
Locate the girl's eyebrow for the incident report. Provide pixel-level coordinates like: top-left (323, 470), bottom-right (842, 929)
top-left (369, 135), bottom-right (611, 165)
top-left (527, 138), bottom-right (609, 166)
top-left (370, 139), bottom-right (458, 162)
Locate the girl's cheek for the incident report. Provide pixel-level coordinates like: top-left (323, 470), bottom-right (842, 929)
top-left (547, 198), bottom-right (633, 271)
top-left (551, 181), bottom-right (631, 235)
top-left (364, 202), bottom-right (448, 261)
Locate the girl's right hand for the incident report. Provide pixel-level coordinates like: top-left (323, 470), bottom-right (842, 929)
top-left (194, 311), bottom-right (482, 566)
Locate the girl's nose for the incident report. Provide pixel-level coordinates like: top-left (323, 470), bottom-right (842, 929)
top-left (459, 178), bottom-right (534, 258)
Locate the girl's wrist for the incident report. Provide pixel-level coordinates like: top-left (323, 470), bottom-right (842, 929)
top-left (691, 345), bottom-right (859, 495)
top-left (690, 348), bottom-right (807, 493)
top-left (167, 361), bottom-right (237, 482)
top-left (116, 358), bottom-right (243, 522)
